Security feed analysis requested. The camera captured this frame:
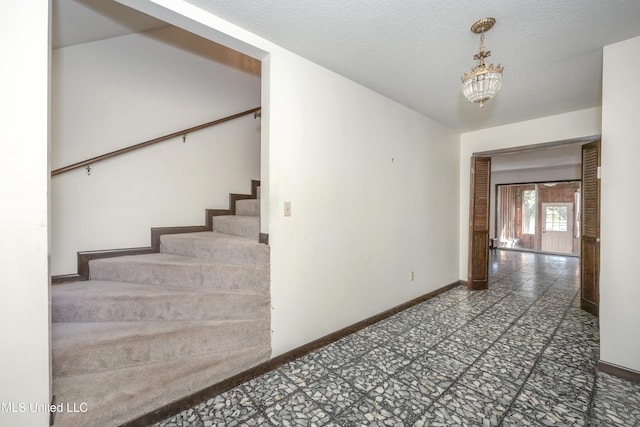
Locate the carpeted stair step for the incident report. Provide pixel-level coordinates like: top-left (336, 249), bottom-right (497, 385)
top-left (236, 198), bottom-right (260, 216)
top-left (52, 344), bottom-right (271, 427)
top-left (211, 215), bottom-right (259, 240)
top-left (51, 181), bottom-right (271, 426)
top-left (89, 253), bottom-right (268, 292)
top-left (52, 280), bottom-right (269, 323)
top-left (160, 231), bottom-right (268, 268)
top-left (52, 319), bottom-right (270, 378)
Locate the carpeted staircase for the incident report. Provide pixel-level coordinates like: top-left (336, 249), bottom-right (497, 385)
top-left (51, 197), bottom-right (270, 427)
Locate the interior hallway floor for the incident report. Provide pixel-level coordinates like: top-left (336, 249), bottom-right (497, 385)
top-left (154, 251), bottom-right (640, 426)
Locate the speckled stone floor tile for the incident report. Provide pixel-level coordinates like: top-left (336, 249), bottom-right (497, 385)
top-left (431, 338), bottom-right (483, 366)
top-left (263, 391), bottom-right (330, 426)
top-left (501, 407), bottom-right (540, 427)
top-left (335, 359), bottom-right (389, 392)
top-left (484, 340), bottom-right (539, 369)
top-left (472, 351), bottom-right (529, 385)
top-left (367, 376), bottom-right (433, 422)
top-left (374, 316), bottom-right (412, 335)
top-left (497, 329), bottom-right (548, 354)
top-left (415, 350), bottom-right (469, 378)
top-left (472, 315), bottom-right (513, 333)
top-left (542, 340), bottom-right (598, 373)
top-left (395, 361), bottom-right (456, 401)
top-left (451, 299), bottom-right (489, 316)
top-left (526, 370), bottom-right (592, 412)
top-left (153, 252), bottom-right (638, 427)
top-left (331, 396), bottom-right (405, 426)
top-left (279, 353), bottom-right (331, 388)
top-left (399, 323), bottom-right (444, 344)
top-left (413, 319), bottom-right (457, 338)
top-left (410, 297), bottom-right (453, 314)
top-left (590, 372), bottom-right (640, 426)
top-left (535, 356), bottom-right (596, 390)
top-left (468, 311), bottom-right (515, 330)
top-left (422, 383), bottom-right (507, 426)
top-left (513, 326), bottom-right (556, 342)
top-left (432, 310), bottom-right (469, 330)
top-left (197, 386), bottom-right (262, 426)
top-left (357, 323), bottom-right (403, 346)
top-left (446, 305), bottom-right (483, 321)
top-left (308, 340), bottom-right (363, 370)
top-left (392, 306), bottom-right (433, 324)
top-left (380, 332), bottom-right (432, 359)
top-left (446, 327), bottom-right (496, 353)
top-left (457, 365), bottom-right (522, 406)
top-left (302, 371), bottom-right (362, 415)
top-left (360, 346), bottom-right (411, 376)
top-left (241, 371), bottom-right (298, 409)
top-left (514, 383), bottom-right (588, 426)
top-left (156, 407), bottom-right (204, 427)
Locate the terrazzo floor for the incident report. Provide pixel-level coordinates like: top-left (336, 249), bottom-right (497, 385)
top-left (154, 251), bottom-right (640, 426)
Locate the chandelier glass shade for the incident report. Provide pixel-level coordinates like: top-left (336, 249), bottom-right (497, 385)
top-left (461, 18), bottom-right (504, 108)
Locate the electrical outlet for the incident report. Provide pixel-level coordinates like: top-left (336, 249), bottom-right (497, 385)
top-left (410, 271), bottom-right (415, 281)
top-left (284, 201), bottom-right (291, 216)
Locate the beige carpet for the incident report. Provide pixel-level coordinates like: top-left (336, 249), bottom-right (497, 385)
top-left (52, 199), bottom-right (270, 427)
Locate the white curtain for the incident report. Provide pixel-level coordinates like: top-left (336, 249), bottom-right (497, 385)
top-left (499, 186), bottom-right (517, 242)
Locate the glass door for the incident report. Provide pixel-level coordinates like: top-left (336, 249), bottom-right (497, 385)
top-left (541, 203), bottom-right (574, 254)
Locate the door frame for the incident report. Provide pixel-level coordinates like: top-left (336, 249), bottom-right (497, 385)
top-left (468, 136), bottom-right (601, 314)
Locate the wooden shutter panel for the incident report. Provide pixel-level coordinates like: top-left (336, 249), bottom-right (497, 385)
top-left (468, 156), bottom-right (491, 290)
top-left (581, 140), bottom-right (600, 316)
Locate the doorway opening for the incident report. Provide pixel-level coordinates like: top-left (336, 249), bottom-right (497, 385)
top-left (496, 181), bottom-right (581, 256)
top-left (468, 136), bottom-right (601, 316)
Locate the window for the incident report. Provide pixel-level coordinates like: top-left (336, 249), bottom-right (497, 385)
top-left (522, 189), bottom-right (536, 234)
top-left (545, 206), bottom-right (568, 231)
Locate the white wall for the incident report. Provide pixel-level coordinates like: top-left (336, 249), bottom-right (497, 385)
top-left (600, 35), bottom-right (640, 372)
top-left (267, 51), bottom-right (460, 354)
top-left (118, 0), bottom-right (461, 357)
top-left (0, 2), bottom-right (51, 426)
top-left (51, 27), bottom-right (261, 275)
top-left (459, 108), bottom-right (602, 279)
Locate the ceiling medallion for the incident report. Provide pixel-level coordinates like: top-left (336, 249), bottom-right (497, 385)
top-left (461, 17), bottom-right (504, 108)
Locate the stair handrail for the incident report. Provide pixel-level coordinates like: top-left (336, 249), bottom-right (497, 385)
top-left (51, 107), bottom-right (261, 177)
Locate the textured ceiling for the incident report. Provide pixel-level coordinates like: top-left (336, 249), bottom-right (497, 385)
top-left (181, 0), bottom-right (640, 132)
top-left (54, 0), bottom-right (640, 133)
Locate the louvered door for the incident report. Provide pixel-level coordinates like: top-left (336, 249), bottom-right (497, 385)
top-left (581, 141), bottom-right (600, 316)
top-left (468, 156), bottom-right (491, 290)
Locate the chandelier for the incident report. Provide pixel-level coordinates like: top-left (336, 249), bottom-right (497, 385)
top-left (461, 18), bottom-right (504, 108)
